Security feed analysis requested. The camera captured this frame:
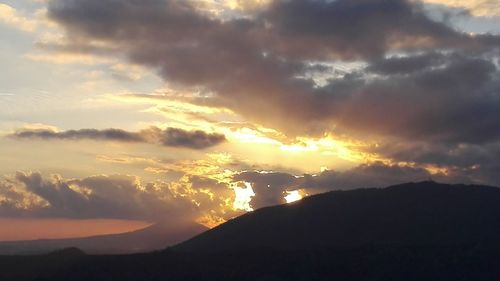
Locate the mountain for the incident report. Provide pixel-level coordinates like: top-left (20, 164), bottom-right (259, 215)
top-left (0, 222), bottom-right (207, 255)
top-left (2, 181), bottom-right (500, 281)
top-left (174, 181), bottom-right (500, 252)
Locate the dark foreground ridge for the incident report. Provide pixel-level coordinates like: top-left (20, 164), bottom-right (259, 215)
top-left (2, 181), bottom-right (500, 281)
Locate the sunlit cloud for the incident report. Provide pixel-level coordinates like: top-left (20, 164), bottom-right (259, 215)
top-left (422, 0), bottom-right (500, 17)
top-left (107, 89), bottom-right (385, 169)
top-left (0, 4), bottom-right (37, 32)
top-left (24, 52), bottom-right (114, 65)
top-left (110, 63), bottom-right (149, 81)
top-left (194, 0), bottom-right (271, 18)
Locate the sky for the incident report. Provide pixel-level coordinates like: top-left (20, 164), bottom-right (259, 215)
top-left (0, 0), bottom-right (499, 241)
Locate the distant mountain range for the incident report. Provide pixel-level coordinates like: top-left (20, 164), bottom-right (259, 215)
top-left (0, 222), bottom-right (207, 255)
top-left (2, 181), bottom-right (500, 281)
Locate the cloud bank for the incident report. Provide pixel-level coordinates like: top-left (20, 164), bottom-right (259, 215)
top-left (0, 172), bottom-right (196, 222)
top-left (0, 161), bottom-right (480, 223)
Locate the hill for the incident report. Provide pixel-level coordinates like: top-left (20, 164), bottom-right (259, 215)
top-left (174, 181), bottom-right (500, 252)
top-left (0, 222), bottom-right (207, 255)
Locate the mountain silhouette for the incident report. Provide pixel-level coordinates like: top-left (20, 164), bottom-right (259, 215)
top-left (0, 222), bottom-right (207, 255)
top-left (174, 181), bottom-right (500, 252)
top-left (2, 181), bottom-right (500, 281)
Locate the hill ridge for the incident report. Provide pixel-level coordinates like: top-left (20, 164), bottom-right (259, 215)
top-left (174, 181), bottom-right (500, 253)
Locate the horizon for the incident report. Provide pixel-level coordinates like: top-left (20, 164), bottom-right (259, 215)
top-left (1, 0), bottom-right (500, 244)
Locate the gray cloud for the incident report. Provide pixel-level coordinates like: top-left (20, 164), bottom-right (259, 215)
top-left (327, 54), bottom-right (500, 144)
top-left (45, 0), bottom-right (500, 138)
top-left (148, 127), bottom-right (227, 150)
top-left (44, 0), bottom-right (500, 180)
top-left (10, 127), bottom-right (226, 149)
top-left (260, 0), bottom-right (482, 60)
top-left (366, 52), bottom-right (448, 75)
top-left (12, 128), bottom-right (143, 142)
top-left (368, 139), bottom-right (500, 186)
top-left (294, 163), bottom-right (467, 191)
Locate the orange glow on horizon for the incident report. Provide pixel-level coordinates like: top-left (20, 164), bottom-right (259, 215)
top-left (0, 218), bottom-right (151, 242)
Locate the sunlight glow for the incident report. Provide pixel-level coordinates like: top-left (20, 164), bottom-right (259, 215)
top-left (279, 136), bottom-right (376, 163)
top-left (284, 190), bottom-right (304, 203)
top-left (232, 182), bottom-right (255, 211)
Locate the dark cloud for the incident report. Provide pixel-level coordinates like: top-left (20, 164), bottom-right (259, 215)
top-left (12, 128), bottom-right (143, 142)
top-left (45, 0), bottom-right (500, 138)
top-left (261, 0), bottom-right (477, 60)
top-left (293, 163), bottom-right (458, 191)
top-left (10, 127), bottom-right (226, 149)
top-left (369, 140), bottom-right (500, 186)
top-left (366, 52), bottom-right (448, 75)
top-left (151, 127), bottom-right (227, 150)
top-left (45, 0), bottom-right (500, 180)
top-left (328, 54), bottom-right (500, 144)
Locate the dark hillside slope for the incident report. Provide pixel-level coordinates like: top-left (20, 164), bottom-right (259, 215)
top-left (175, 181), bottom-right (500, 252)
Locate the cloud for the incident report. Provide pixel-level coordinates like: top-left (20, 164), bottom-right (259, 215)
top-left (0, 160), bottom-right (491, 224)
top-left (236, 162), bottom-right (482, 209)
top-left (24, 52), bottom-right (113, 65)
top-left (1, 171), bottom-right (238, 224)
top-left (327, 54), bottom-right (500, 144)
top-left (12, 128), bottom-right (143, 142)
top-left (143, 127), bottom-right (227, 149)
top-left (260, 0), bottom-right (481, 59)
top-left (3, 172), bottom-right (198, 222)
top-left (234, 171), bottom-right (297, 208)
top-left (0, 4), bottom-right (37, 32)
top-left (195, 0), bottom-right (271, 15)
top-left (368, 139), bottom-right (500, 186)
top-left (44, 0), bottom-right (500, 137)
top-left (422, 0), bottom-right (500, 17)
top-left (294, 163), bottom-right (454, 191)
top-left (10, 127), bottom-right (226, 149)
top-left (40, 0), bottom-right (500, 186)
top-left (366, 52), bottom-right (448, 75)
top-left (0, 153), bottom-right (250, 226)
